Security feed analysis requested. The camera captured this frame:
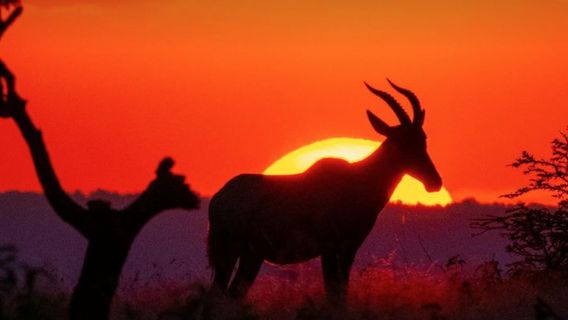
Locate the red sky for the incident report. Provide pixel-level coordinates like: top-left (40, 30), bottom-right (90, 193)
top-left (1, 0), bottom-right (567, 204)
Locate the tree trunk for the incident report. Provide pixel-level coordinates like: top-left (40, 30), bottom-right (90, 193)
top-left (69, 238), bottom-right (133, 320)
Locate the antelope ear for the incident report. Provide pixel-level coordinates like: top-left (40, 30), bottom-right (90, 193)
top-left (366, 110), bottom-right (392, 136)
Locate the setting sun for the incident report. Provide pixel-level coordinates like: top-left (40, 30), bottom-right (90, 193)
top-left (264, 138), bottom-right (452, 206)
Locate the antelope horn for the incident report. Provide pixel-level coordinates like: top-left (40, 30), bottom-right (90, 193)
top-left (387, 79), bottom-right (425, 127)
top-left (364, 82), bottom-right (411, 126)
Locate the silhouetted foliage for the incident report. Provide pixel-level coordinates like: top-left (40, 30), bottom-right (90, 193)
top-left (0, 245), bottom-right (17, 299)
top-left (503, 130), bottom-right (568, 208)
top-left (0, 245), bottom-right (64, 320)
top-left (473, 128), bottom-right (568, 273)
top-left (444, 255), bottom-right (466, 270)
top-left (535, 296), bottom-right (565, 320)
top-left (475, 205), bottom-right (568, 273)
top-left (473, 259), bottom-right (502, 286)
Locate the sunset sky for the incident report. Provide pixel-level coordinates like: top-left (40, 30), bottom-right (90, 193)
top-left (1, 0), bottom-right (567, 204)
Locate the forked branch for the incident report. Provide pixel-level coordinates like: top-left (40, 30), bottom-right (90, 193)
top-left (0, 5), bottom-right (22, 39)
top-left (0, 61), bottom-right (91, 235)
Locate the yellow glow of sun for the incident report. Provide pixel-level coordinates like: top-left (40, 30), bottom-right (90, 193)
top-left (264, 137), bottom-right (452, 206)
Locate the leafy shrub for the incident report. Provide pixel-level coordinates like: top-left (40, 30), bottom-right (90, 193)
top-left (473, 128), bottom-right (568, 273)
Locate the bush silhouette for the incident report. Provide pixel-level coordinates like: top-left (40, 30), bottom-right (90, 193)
top-left (473, 128), bottom-right (568, 273)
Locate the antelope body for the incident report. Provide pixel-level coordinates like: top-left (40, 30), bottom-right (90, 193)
top-left (208, 80), bottom-right (443, 301)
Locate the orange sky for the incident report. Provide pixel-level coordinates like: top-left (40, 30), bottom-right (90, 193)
top-left (1, 0), bottom-right (567, 204)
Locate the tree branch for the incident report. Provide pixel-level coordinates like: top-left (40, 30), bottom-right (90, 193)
top-left (0, 6), bottom-right (22, 39)
top-left (1, 61), bottom-right (91, 236)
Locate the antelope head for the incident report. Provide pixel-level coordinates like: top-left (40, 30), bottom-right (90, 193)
top-left (365, 80), bottom-right (442, 192)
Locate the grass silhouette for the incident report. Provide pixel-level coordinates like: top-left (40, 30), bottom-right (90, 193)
top-left (2, 257), bottom-right (553, 320)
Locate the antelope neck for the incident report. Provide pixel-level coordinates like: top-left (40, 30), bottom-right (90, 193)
top-left (352, 140), bottom-right (407, 198)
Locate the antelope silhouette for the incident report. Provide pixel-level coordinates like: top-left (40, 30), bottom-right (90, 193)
top-left (208, 80), bottom-right (443, 302)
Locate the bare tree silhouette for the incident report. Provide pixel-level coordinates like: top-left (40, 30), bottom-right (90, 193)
top-left (0, 62), bottom-right (200, 320)
top-left (207, 80), bottom-right (443, 302)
